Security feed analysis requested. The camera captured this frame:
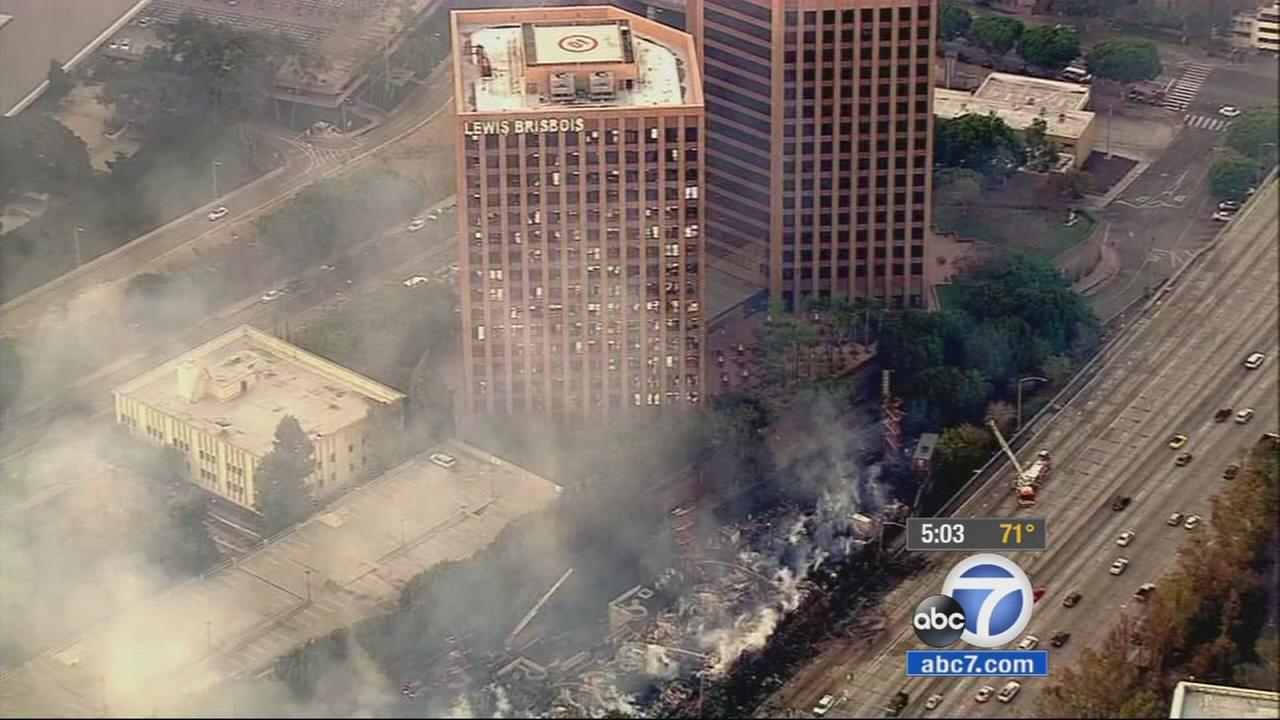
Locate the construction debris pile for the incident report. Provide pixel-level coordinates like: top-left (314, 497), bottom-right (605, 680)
top-left (417, 485), bottom-right (912, 718)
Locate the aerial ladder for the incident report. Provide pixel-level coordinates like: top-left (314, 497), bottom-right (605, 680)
top-left (987, 419), bottom-right (1052, 507)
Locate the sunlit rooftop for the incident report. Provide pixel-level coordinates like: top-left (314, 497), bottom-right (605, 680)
top-left (452, 6), bottom-right (699, 114)
top-left (113, 325), bottom-right (404, 457)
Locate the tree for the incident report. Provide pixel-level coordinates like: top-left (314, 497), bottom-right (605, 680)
top-left (939, 1), bottom-right (973, 41)
top-left (1209, 153), bottom-right (1258, 200)
top-left (1085, 38), bottom-right (1162, 83)
top-left (142, 492), bottom-right (221, 576)
top-left (1020, 24), bottom-right (1080, 69)
top-left (935, 113), bottom-right (1024, 178)
top-left (45, 60), bottom-right (72, 101)
top-left (1042, 354), bottom-right (1075, 385)
top-left (408, 349), bottom-right (454, 442)
top-left (0, 114), bottom-right (94, 205)
top-left (1025, 117), bottom-right (1062, 172)
top-left (970, 16), bottom-right (1025, 55)
top-left (935, 424), bottom-right (995, 488)
top-left (985, 400), bottom-right (1017, 434)
top-left (1224, 106), bottom-right (1279, 163)
top-left (255, 416), bottom-right (315, 534)
top-left (933, 168), bottom-right (985, 209)
top-left (1054, 0), bottom-right (1116, 17)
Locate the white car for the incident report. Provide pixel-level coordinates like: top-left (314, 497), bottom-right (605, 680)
top-left (1218, 200), bottom-right (1241, 212)
top-left (427, 210), bottom-right (441, 220)
top-left (1244, 352), bottom-right (1266, 370)
top-left (407, 218), bottom-right (426, 232)
top-left (260, 289), bottom-right (284, 302)
top-left (208, 206), bottom-right (230, 221)
top-left (1110, 557), bottom-right (1130, 575)
top-left (975, 686), bottom-right (995, 704)
top-left (1218, 105), bottom-right (1242, 118)
top-left (1184, 514), bottom-right (1201, 530)
top-left (1236, 408), bottom-right (1255, 424)
top-left (997, 681), bottom-right (1022, 704)
top-left (1117, 530), bottom-right (1136, 547)
top-left (118, 39), bottom-right (132, 52)
top-left (402, 275), bottom-right (429, 288)
top-left (812, 694), bottom-right (835, 717)
top-left (428, 451), bottom-right (457, 470)
top-left (1212, 210), bottom-right (1235, 222)
top-left (1017, 635), bottom-right (1039, 650)
top-left (1167, 512), bottom-right (1185, 526)
top-left (924, 694), bottom-right (943, 711)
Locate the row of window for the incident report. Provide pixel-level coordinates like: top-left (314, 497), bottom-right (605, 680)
top-left (784, 245), bottom-right (927, 261)
top-left (469, 147), bottom-right (700, 169)
top-left (467, 126), bottom-right (698, 150)
top-left (471, 389), bottom-right (701, 408)
top-left (782, 263), bottom-right (926, 278)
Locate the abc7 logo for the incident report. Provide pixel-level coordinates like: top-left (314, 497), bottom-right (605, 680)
top-left (913, 554), bottom-right (1034, 648)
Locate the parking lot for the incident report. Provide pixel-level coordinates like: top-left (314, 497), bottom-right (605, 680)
top-left (0, 439), bottom-right (560, 718)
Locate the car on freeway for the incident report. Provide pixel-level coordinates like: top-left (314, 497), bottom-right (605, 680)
top-left (1217, 200), bottom-right (1241, 212)
top-left (1218, 105), bottom-right (1242, 118)
top-left (1236, 408), bottom-right (1255, 424)
top-left (1051, 631), bottom-right (1072, 648)
top-left (1111, 495), bottom-right (1132, 511)
top-left (884, 691), bottom-right (909, 717)
top-left (401, 681), bottom-right (420, 698)
top-left (1168, 434), bottom-right (1188, 450)
top-left (1175, 453), bottom-right (1194, 466)
top-left (448, 262), bottom-right (460, 273)
top-left (1063, 590), bottom-right (1083, 608)
top-left (812, 694), bottom-right (835, 717)
top-left (1214, 408), bottom-right (1233, 422)
top-left (1167, 512), bottom-right (1185, 526)
top-left (320, 264), bottom-right (336, 271)
top-left (1244, 352), bottom-right (1266, 369)
top-left (1184, 514), bottom-right (1202, 530)
top-left (434, 266), bottom-right (453, 280)
top-left (428, 451), bottom-right (457, 470)
top-left (260, 289), bottom-right (284, 302)
top-left (1017, 635), bottom-right (1039, 650)
top-left (924, 694), bottom-right (943, 711)
top-left (208, 206), bottom-right (230, 221)
top-left (107, 40), bottom-right (120, 50)
top-left (1033, 586), bottom-right (1046, 603)
top-left (975, 686), bottom-right (995, 704)
top-left (1213, 210), bottom-right (1235, 222)
top-left (1110, 557), bottom-right (1130, 575)
top-left (1134, 583), bottom-right (1156, 603)
top-left (1117, 530), bottom-right (1136, 547)
top-left (427, 210), bottom-right (441, 220)
top-left (1224, 463), bottom-right (1241, 480)
top-left (403, 275), bottom-right (429, 288)
top-left (406, 218), bottom-right (426, 232)
top-left (996, 681), bottom-right (1022, 704)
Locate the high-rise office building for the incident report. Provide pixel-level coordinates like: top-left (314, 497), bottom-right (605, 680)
top-left (686, 0), bottom-right (936, 309)
top-left (451, 6), bottom-right (706, 419)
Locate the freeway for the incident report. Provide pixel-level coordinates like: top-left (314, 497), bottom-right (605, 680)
top-left (0, 61), bottom-right (455, 336)
top-left (771, 177), bottom-right (1279, 719)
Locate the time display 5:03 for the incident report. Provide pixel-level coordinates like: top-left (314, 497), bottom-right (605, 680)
top-left (905, 517), bottom-right (1048, 551)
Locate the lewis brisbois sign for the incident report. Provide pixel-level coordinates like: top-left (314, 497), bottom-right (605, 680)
top-left (464, 117), bottom-right (587, 136)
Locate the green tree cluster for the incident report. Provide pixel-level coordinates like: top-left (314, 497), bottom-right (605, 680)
top-left (254, 416), bottom-right (316, 535)
top-left (1209, 153), bottom-right (1260, 200)
top-left (255, 167), bottom-right (422, 268)
top-left (0, 114), bottom-right (94, 206)
top-left (1225, 106), bottom-right (1280, 163)
top-left (970, 16), bottom-right (1025, 55)
top-left (1024, 117), bottom-right (1062, 172)
top-left (939, 1), bottom-right (973, 41)
top-left (879, 256), bottom-right (1098, 430)
top-left (1038, 441), bottom-right (1279, 717)
top-left (1085, 38), bottom-right (1162, 83)
top-left (934, 113), bottom-right (1024, 178)
top-left (1019, 24), bottom-right (1081, 69)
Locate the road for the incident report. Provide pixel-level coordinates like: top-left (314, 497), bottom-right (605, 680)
top-left (769, 176), bottom-right (1279, 719)
top-left (0, 61), bottom-right (455, 336)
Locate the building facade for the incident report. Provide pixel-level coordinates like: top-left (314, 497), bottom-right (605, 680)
top-left (451, 6), bottom-right (706, 419)
top-left (1231, 3), bottom-right (1280, 52)
top-left (113, 325), bottom-right (405, 510)
top-left (685, 0), bottom-right (937, 310)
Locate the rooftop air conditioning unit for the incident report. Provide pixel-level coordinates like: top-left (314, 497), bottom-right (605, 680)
top-left (588, 71), bottom-right (616, 101)
top-left (549, 72), bottom-right (575, 101)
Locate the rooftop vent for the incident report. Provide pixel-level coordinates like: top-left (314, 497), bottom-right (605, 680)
top-left (549, 72), bottom-right (575, 101)
top-left (588, 71), bottom-right (616, 101)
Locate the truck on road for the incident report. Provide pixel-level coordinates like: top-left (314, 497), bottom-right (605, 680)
top-left (987, 419), bottom-right (1052, 507)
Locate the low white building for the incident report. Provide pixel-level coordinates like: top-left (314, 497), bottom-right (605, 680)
top-left (1231, 3), bottom-right (1280, 52)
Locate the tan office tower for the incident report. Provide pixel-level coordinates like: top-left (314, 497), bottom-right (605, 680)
top-left (686, 0), bottom-right (936, 310)
top-left (451, 7), bottom-right (705, 420)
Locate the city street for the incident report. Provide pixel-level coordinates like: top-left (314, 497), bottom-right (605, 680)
top-left (767, 177), bottom-right (1279, 718)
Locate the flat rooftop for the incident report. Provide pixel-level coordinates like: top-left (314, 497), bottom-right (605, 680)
top-left (935, 86), bottom-right (1095, 139)
top-left (0, 441), bottom-right (561, 717)
top-left (1170, 681), bottom-right (1280, 718)
top-left (453, 5), bottom-right (700, 114)
top-left (974, 71), bottom-right (1091, 113)
top-left (114, 325), bottom-right (404, 456)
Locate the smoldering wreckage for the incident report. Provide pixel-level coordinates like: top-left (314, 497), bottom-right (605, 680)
top-left (380, 472), bottom-right (911, 718)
